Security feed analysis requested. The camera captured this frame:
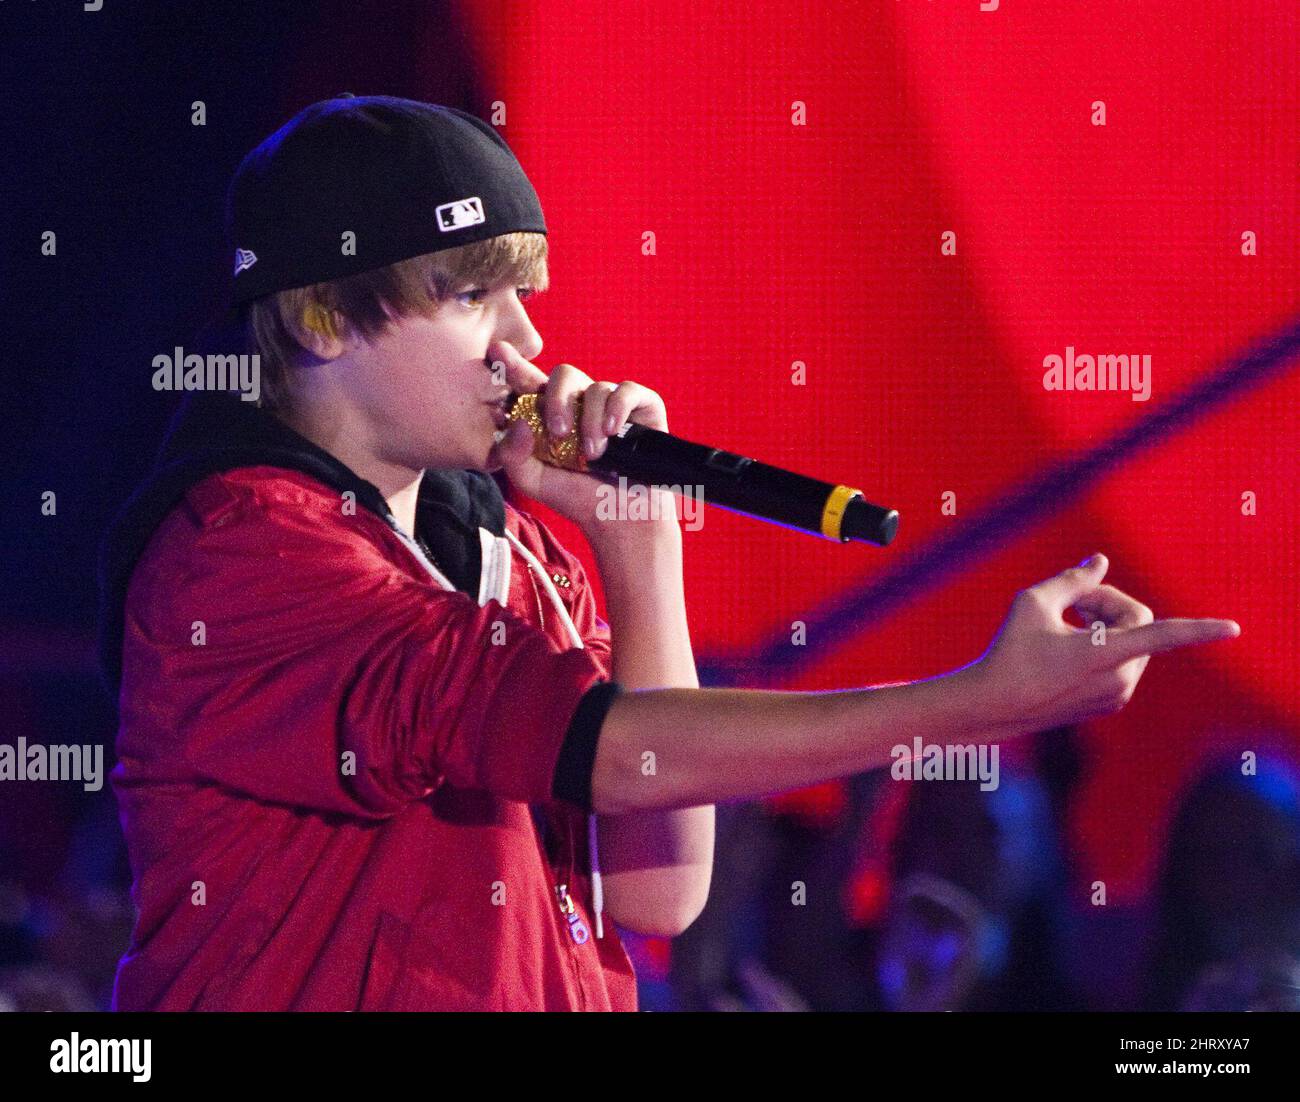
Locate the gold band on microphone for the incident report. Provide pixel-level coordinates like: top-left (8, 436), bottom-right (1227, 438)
top-left (505, 393), bottom-right (590, 472)
top-left (820, 484), bottom-right (863, 541)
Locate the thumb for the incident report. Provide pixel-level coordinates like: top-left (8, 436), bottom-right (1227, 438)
top-left (1032, 552), bottom-right (1109, 613)
top-left (488, 418), bottom-right (537, 473)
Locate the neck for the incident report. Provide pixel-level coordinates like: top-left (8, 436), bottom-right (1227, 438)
top-left (274, 402), bottom-right (423, 536)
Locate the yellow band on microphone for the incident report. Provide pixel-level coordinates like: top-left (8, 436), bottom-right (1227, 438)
top-left (820, 484), bottom-right (863, 541)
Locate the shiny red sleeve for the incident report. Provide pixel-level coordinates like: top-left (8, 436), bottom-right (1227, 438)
top-left (116, 472), bottom-right (610, 818)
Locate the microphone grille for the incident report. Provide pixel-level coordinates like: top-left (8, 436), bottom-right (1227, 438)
top-left (505, 393), bottom-right (590, 472)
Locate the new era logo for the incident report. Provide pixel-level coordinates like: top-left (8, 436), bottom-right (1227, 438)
top-left (436, 197), bottom-right (486, 232)
top-left (233, 248), bottom-right (258, 275)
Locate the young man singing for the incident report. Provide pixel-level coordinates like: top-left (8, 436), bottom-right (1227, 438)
top-left (99, 95), bottom-right (1239, 1011)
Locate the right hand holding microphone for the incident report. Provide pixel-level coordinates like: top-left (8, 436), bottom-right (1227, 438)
top-left (485, 339), bottom-right (677, 541)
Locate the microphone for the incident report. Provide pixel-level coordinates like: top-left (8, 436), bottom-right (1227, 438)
top-left (504, 393), bottom-right (899, 546)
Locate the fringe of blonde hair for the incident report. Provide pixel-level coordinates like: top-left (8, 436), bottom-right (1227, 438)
top-left (244, 231), bottom-right (549, 410)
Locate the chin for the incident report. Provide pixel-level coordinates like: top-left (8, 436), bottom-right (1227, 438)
top-left (417, 434), bottom-right (493, 474)
top-left (439, 445), bottom-right (497, 474)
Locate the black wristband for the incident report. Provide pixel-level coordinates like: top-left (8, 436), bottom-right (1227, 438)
top-left (551, 680), bottom-right (623, 812)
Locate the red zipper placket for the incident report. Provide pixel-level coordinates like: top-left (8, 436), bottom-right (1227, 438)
top-left (524, 556), bottom-right (594, 1007)
top-left (554, 811), bottom-right (595, 1010)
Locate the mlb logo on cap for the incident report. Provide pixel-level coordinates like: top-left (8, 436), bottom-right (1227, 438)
top-left (436, 196), bottom-right (486, 232)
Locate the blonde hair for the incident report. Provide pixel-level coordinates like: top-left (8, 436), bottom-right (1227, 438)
top-left (244, 231), bottom-right (549, 410)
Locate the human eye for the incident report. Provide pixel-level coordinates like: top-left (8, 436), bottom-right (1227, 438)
top-left (516, 286), bottom-right (537, 302)
top-left (455, 287), bottom-right (488, 309)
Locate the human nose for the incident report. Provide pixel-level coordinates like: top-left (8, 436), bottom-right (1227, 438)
top-left (495, 295), bottom-right (543, 363)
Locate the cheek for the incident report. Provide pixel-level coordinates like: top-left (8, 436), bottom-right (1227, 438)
top-left (375, 331), bottom-right (462, 403)
top-left (362, 318), bottom-right (492, 441)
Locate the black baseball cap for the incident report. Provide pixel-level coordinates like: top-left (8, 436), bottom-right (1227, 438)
top-left (225, 94), bottom-right (547, 307)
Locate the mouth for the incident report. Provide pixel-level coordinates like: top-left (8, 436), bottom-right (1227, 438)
top-left (486, 397), bottom-right (514, 446)
top-left (486, 397), bottom-right (511, 429)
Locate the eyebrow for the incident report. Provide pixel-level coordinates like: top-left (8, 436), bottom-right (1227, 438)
top-left (460, 282), bottom-right (540, 292)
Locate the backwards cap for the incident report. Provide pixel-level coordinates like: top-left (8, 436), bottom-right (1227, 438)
top-left (225, 94), bottom-right (547, 306)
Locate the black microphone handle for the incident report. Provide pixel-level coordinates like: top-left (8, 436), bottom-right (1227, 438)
top-left (586, 423), bottom-right (898, 547)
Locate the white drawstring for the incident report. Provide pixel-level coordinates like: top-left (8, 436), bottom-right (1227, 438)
top-left (501, 530), bottom-right (584, 650)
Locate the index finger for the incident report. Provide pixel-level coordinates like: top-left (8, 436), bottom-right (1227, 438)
top-left (487, 339), bottom-right (547, 393)
top-left (1102, 617), bottom-right (1241, 664)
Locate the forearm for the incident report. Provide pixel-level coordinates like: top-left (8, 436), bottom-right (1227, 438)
top-left (592, 519), bottom-right (697, 688)
top-left (590, 663), bottom-right (991, 815)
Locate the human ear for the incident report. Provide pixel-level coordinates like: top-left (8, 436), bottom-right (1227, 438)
top-left (295, 305), bottom-right (347, 358)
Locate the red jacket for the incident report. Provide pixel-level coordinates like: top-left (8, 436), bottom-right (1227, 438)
top-left (103, 399), bottom-right (637, 1011)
